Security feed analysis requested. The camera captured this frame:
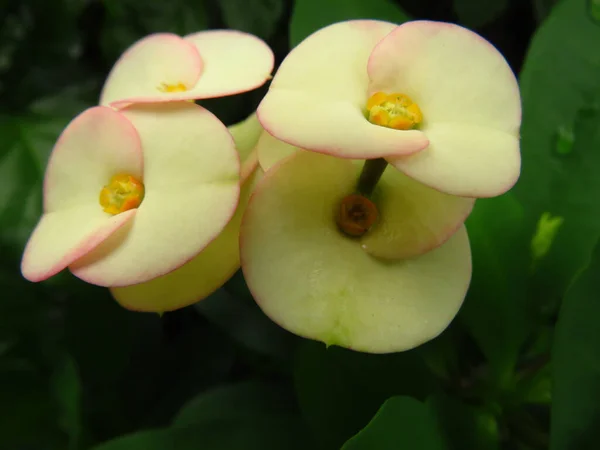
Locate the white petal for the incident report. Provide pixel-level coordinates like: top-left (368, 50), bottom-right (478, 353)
top-left (183, 30), bottom-right (274, 98)
top-left (110, 169), bottom-right (263, 312)
top-left (100, 33), bottom-right (203, 108)
top-left (258, 20), bottom-right (428, 158)
top-left (44, 107), bottom-right (143, 213)
top-left (70, 103), bottom-right (240, 286)
top-left (368, 21), bottom-right (521, 196)
top-left (241, 151), bottom-right (472, 353)
top-left (21, 206), bottom-right (135, 282)
top-left (388, 123), bottom-right (521, 197)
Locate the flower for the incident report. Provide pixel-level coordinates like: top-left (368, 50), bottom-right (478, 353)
top-left (257, 20), bottom-right (521, 198)
top-left (21, 102), bottom-right (240, 295)
top-left (254, 126), bottom-right (474, 259)
top-left (100, 30), bottom-right (274, 109)
top-left (240, 148), bottom-right (472, 353)
top-left (110, 113), bottom-right (264, 312)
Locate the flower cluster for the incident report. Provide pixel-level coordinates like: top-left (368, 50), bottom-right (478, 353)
top-left (21, 20), bottom-right (521, 353)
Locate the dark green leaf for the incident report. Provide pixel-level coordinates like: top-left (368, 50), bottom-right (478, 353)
top-left (429, 392), bottom-right (500, 450)
top-left (461, 194), bottom-right (532, 380)
top-left (194, 287), bottom-right (296, 359)
top-left (592, 0), bottom-right (600, 22)
top-left (218, 0), bottom-right (285, 40)
top-left (294, 340), bottom-right (436, 449)
top-left (101, 0), bottom-right (208, 63)
top-left (91, 416), bottom-right (314, 450)
top-left (0, 87), bottom-right (94, 256)
top-left (173, 380), bottom-right (298, 426)
top-left (289, 0), bottom-right (409, 47)
top-left (342, 396), bottom-right (445, 450)
top-left (528, 106), bottom-right (600, 314)
top-left (532, 0), bottom-right (560, 22)
top-left (0, 0), bottom-right (91, 109)
top-left (517, 0), bottom-right (600, 311)
top-left (0, 117), bottom-right (44, 255)
top-left (51, 354), bottom-right (82, 450)
top-left (0, 365), bottom-right (66, 449)
top-left (453, 0), bottom-right (509, 28)
top-left (551, 238), bottom-right (600, 450)
top-left (65, 292), bottom-right (235, 438)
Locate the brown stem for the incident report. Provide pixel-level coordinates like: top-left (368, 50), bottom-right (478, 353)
top-left (357, 158), bottom-right (388, 197)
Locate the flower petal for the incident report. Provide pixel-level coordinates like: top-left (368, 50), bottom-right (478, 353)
top-left (70, 103), bottom-right (240, 287)
top-left (44, 106), bottom-right (144, 213)
top-left (362, 165), bottom-right (474, 258)
top-left (111, 169), bottom-right (263, 312)
top-left (368, 21), bottom-right (520, 131)
top-left (368, 21), bottom-right (521, 196)
top-left (228, 112), bottom-right (263, 163)
top-left (258, 20), bottom-right (428, 159)
top-left (256, 129), bottom-right (300, 171)
top-left (241, 151), bottom-right (472, 353)
top-left (255, 131), bottom-right (473, 256)
top-left (21, 207), bottom-right (135, 282)
top-left (228, 112), bottom-right (263, 182)
top-left (182, 30), bottom-right (274, 99)
top-left (100, 33), bottom-right (203, 108)
top-left (387, 123), bottom-right (521, 197)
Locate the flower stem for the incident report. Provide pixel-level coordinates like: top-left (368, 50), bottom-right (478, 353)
top-left (357, 158), bottom-right (388, 197)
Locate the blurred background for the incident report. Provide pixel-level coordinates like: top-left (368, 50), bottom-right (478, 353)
top-left (2, 0), bottom-right (600, 449)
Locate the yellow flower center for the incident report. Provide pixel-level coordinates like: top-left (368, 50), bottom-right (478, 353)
top-left (99, 173), bottom-right (145, 215)
top-left (157, 82), bottom-right (188, 93)
top-left (366, 92), bottom-right (423, 130)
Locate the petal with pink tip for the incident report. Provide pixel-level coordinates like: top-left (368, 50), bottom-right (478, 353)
top-left (110, 169), bottom-right (263, 312)
top-left (44, 106), bottom-right (144, 212)
top-left (182, 30), bottom-right (274, 99)
top-left (387, 123), bottom-right (521, 197)
top-left (21, 106), bottom-right (143, 282)
top-left (21, 207), bottom-right (135, 282)
top-left (99, 33), bottom-right (203, 108)
top-left (240, 151), bottom-right (472, 353)
top-left (368, 21), bottom-right (521, 196)
top-left (254, 131), bottom-right (473, 256)
top-left (258, 20), bottom-right (428, 158)
top-left (70, 103), bottom-right (240, 287)
top-left (361, 165), bottom-right (474, 258)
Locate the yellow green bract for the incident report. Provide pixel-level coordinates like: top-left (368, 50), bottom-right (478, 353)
top-left (241, 151), bottom-right (472, 353)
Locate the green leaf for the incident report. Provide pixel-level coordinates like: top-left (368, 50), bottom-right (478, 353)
top-left (453, 0), bottom-right (509, 28)
top-left (342, 396), bottom-right (445, 450)
top-left (173, 380), bottom-right (298, 426)
top-left (0, 365), bottom-right (66, 449)
top-left (592, 0), bottom-right (600, 22)
top-left (91, 416), bottom-right (314, 450)
top-left (0, 116), bottom-right (44, 255)
top-left (429, 393), bottom-right (500, 450)
top-left (460, 194), bottom-right (532, 380)
top-left (51, 354), bottom-right (82, 450)
top-left (294, 340), bottom-right (436, 449)
top-left (528, 106), bottom-right (600, 314)
top-left (194, 287), bottom-right (296, 359)
top-left (64, 291), bottom-right (235, 438)
top-left (101, 0), bottom-right (208, 63)
top-left (551, 238), bottom-right (600, 450)
top-left (218, 0), bottom-right (285, 40)
top-left (517, 0), bottom-right (600, 310)
top-left (0, 0), bottom-right (92, 110)
top-left (289, 0), bottom-right (410, 47)
top-left (0, 86), bottom-right (94, 256)
top-left (532, 0), bottom-right (560, 22)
